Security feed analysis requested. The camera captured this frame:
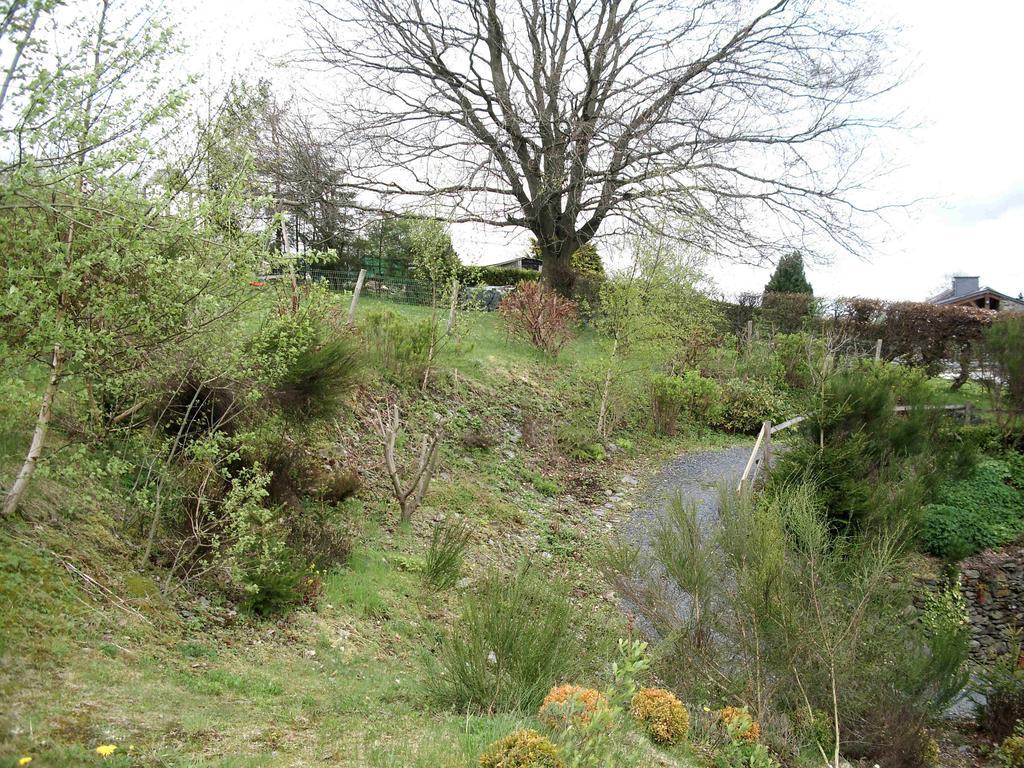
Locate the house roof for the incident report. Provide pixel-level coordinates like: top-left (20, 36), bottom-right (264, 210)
top-left (929, 286), bottom-right (1021, 305)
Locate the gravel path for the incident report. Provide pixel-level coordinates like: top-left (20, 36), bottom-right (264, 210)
top-left (618, 444), bottom-right (752, 636)
top-left (626, 444), bottom-right (752, 549)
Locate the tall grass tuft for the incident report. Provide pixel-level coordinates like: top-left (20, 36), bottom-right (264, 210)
top-left (425, 565), bottom-right (576, 712)
top-left (423, 518), bottom-right (471, 590)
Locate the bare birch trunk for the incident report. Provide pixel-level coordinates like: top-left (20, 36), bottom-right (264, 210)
top-left (3, 345), bottom-right (62, 517)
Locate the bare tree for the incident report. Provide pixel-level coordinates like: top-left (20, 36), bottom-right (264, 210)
top-left (302, 0), bottom-right (898, 294)
top-left (373, 402), bottom-right (446, 522)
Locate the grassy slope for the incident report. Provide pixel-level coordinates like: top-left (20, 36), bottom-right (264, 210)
top-left (0, 297), bottom-right (722, 768)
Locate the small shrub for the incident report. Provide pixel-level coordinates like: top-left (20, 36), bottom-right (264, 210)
top-left (286, 501), bottom-right (354, 570)
top-left (479, 729), bottom-right (564, 768)
top-left (423, 518), bottom-right (471, 591)
top-left (718, 706), bottom-right (761, 744)
top-left (651, 371), bottom-right (724, 435)
top-left (314, 465), bottom-right (362, 503)
top-left (975, 638), bottom-right (1024, 741)
top-left (462, 426), bottom-right (498, 450)
top-left (499, 282), bottom-right (577, 355)
top-left (538, 685), bottom-right (609, 731)
top-left (274, 334), bottom-right (362, 421)
top-left (715, 378), bottom-right (787, 434)
top-left (997, 733), bottom-right (1024, 768)
top-left (426, 565), bottom-right (576, 712)
top-left (360, 310), bottom-right (432, 383)
top-left (630, 687), bottom-right (689, 745)
top-left (529, 473), bottom-right (562, 497)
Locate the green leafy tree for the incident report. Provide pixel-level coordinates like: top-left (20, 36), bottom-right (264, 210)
top-left (592, 225), bottom-right (720, 436)
top-left (0, 1), bottom-right (260, 517)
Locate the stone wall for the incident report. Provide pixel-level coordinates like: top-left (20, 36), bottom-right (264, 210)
top-left (959, 545), bottom-right (1024, 660)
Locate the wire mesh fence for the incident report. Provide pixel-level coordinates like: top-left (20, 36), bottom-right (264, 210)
top-left (305, 268), bottom-right (438, 306)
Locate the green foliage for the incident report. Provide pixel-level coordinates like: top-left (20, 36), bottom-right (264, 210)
top-left (773, 333), bottom-right (817, 389)
top-left (771, 363), bottom-right (963, 534)
top-left (764, 252), bottom-right (812, 295)
top-left (479, 729), bottom-right (564, 768)
top-left (922, 459), bottom-right (1024, 559)
top-left (650, 370), bottom-right (724, 436)
top-left (362, 216), bottom-right (457, 280)
top-left (716, 378), bottom-right (789, 434)
top-left (359, 309), bottom-right (432, 384)
top-left (975, 636), bottom-right (1024, 741)
top-left (425, 565), bottom-right (576, 713)
top-left (459, 265), bottom-right (541, 287)
top-left (997, 729), bottom-right (1024, 768)
top-left (423, 518), bottom-right (471, 591)
top-left (274, 332), bottom-right (362, 421)
top-left (986, 315), bottom-right (1024, 442)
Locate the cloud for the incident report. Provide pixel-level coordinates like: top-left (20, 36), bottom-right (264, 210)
top-left (952, 187), bottom-right (1024, 224)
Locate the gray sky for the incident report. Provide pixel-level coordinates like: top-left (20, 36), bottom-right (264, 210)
top-left (174, 0), bottom-right (1023, 301)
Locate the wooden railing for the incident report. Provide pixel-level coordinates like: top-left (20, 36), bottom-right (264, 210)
top-left (736, 403), bottom-right (972, 492)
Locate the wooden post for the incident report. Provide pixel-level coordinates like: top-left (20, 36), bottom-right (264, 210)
top-left (763, 420), bottom-right (773, 466)
top-left (347, 268), bottom-right (367, 325)
top-left (445, 278), bottom-right (459, 334)
top-left (874, 338), bottom-right (882, 361)
top-left (745, 319), bottom-right (753, 350)
top-left (964, 401), bottom-right (973, 424)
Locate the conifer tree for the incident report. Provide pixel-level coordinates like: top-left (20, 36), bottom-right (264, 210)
top-left (764, 252), bottom-right (813, 295)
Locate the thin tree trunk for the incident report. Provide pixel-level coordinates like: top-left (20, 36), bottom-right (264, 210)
top-left (3, 345), bottom-right (62, 517)
top-left (0, 2), bottom-right (40, 114)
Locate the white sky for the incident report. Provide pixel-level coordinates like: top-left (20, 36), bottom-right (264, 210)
top-left (172, 0), bottom-right (1024, 301)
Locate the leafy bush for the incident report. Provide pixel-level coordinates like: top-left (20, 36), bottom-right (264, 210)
top-left (975, 638), bottom-right (1024, 741)
top-left (714, 707), bottom-right (779, 768)
top-left (479, 730), bottom-right (564, 768)
top-left (423, 518), bottom-right (471, 591)
top-left (499, 282), bottom-right (577, 355)
top-left (716, 378), bottom-right (788, 434)
top-left (650, 371), bottom-right (724, 435)
top-left (630, 688), bottom-right (689, 745)
top-left (997, 732), bottom-right (1024, 768)
top-left (273, 333), bottom-right (362, 421)
top-left (718, 706), bottom-right (761, 744)
top-left (425, 565), bottom-right (576, 712)
top-left (538, 685), bottom-right (609, 731)
top-left (922, 459), bottom-right (1024, 559)
top-left (773, 332), bottom-right (816, 389)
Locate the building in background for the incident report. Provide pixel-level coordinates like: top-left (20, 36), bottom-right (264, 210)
top-left (927, 276), bottom-right (1024, 312)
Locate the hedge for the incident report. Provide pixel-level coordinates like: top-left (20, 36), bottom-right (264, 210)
top-left (457, 265), bottom-right (541, 287)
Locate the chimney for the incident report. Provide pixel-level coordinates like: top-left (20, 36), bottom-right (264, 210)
top-left (952, 275), bottom-right (979, 297)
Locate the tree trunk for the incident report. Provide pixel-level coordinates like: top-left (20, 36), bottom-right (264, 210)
top-left (539, 236), bottom-right (577, 297)
top-left (3, 345), bottom-right (62, 517)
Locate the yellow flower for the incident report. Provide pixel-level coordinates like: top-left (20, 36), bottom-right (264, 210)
top-left (95, 744), bottom-right (118, 757)
top-left (18, 758), bottom-right (32, 766)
